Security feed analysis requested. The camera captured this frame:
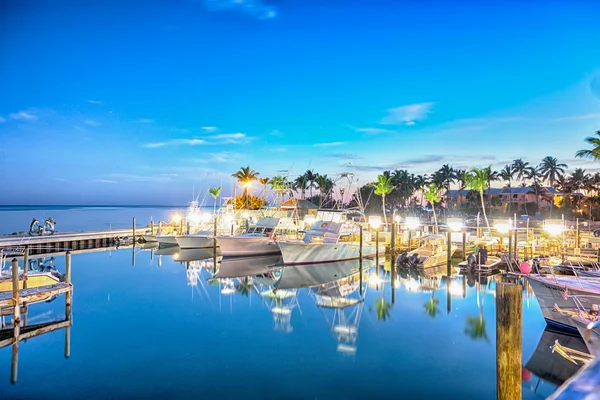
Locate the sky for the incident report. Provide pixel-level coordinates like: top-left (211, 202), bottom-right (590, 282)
top-left (1, 0), bottom-right (600, 205)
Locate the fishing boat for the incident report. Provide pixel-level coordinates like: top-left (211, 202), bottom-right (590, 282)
top-left (213, 254), bottom-right (282, 278)
top-left (274, 258), bottom-right (374, 290)
top-left (0, 254), bottom-right (65, 292)
top-left (456, 252), bottom-right (502, 274)
top-left (216, 217), bottom-right (299, 257)
top-left (396, 235), bottom-right (457, 269)
top-left (276, 210), bottom-right (384, 265)
top-left (526, 275), bottom-right (600, 331)
top-left (572, 318), bottom-right (600, 355)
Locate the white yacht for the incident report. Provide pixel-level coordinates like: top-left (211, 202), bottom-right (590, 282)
top-left (396, 235), bottom-right (457, 269)
top-left (274, 258), bottom-right (375, 290)
top-left (217, 217), bottom-right (300, 257)
top-left (526, 275), bottom-right (600, 331)
top-left (276, 210), bottom-right (384, 265)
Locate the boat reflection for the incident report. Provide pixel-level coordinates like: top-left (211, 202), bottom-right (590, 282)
top-left (524, 328), bottom-right (590, 395)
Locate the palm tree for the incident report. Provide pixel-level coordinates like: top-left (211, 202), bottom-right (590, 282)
top-left (486, 169), bottom-right (499, 208)
top-left (465, 167), bottom-right (491, 233)
top-left (424, 291), bottom-right (440, 319)
top-left (454, 169), bottom-right (467, 209)
top-left (232, 166), bottom-right (259, 197)
top-left (370, 174), bottom-right (395, 223)
top-left (208, 187), bottom-right (221, 215)
top-left (303, 170), bottom-right (318, 198)
top-left (499, 165), bottom-right (515, 214)
top-left (538, 156), bottom-right (568, 187)
top-left (258, 177), bottom-right (270, 204)
top-left (316, 174), bottom-right (333, 207)
top-left (570, 168), bottom-right (590, 210)
top-left (575, 131), bottom-right (600, 161)
top-left (293, 175), bottom-right (308, 199)
top-left (269, 175), bottom-right (287, 205)
top-left (524, 166), bottom-right (544, 211)
top-left (423, 183), bottom-right (441, 233)
top-left (512, 158), bottom-right (530, 185)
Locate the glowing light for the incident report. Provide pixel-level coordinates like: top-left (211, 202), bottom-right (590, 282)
top-left (171, 213), bottom-right (182, 224)
top-left (224, 214), bottom-right (235, 224)
top-left (405, 279), bottom-right (420, 292)
top-left (447, 218), bottom-right (463, 232)
top-left (243, 212), bottom-right (249, 218)
top-left (544, 222), bottom-right (565, 235)
top-left (187, 213), bottom-right (201, 224)
top-left (394, 215), bottom-right (401, 223)
top-left (405, 217), bottom-right (420, 230)
top-left (369, 215), bottom-right (382, 230)
top-left (244, 181), bottom-right (253, 189)
top-left (368, 274), bottom-right (382, 287)
top-left (448, 280), bottom-right (463, 296)
top-left (305, 216), bottom-right (316, 226)
top-left (173, 252), bottom-right (180, 260)
top-left (494, 222), bottom-right (511, 233)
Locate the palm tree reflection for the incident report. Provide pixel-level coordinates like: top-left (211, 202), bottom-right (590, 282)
top-left (464, 277), bottom-right (489, 342)
top-left (424, 290), bottom-right (441, 319)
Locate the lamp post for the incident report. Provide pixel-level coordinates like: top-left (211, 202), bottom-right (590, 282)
top-left (369, 216), bottom-right (382, 277)
top-left (447, 218), bottom-right (463, 278)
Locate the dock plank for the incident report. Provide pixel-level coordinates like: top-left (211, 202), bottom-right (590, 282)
top-left (0, 283), bottom-right (72, 308)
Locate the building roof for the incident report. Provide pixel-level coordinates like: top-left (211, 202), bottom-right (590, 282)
top-left (280, 198), bottom-right (319, 210)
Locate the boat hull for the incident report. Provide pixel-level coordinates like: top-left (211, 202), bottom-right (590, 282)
top-left (175, 235), bottom-right (214, 249)
top-left (276, 241), bottom-right (384, 265)
top-left (142, 235), bottom-right (157, 243)
top-left (457, 256), bottom-right (502, 273)
top-left (217, 236), bottom-right (280, 257)
top-left (526, 276), bottom-right (600, 331)
top-left (157, 235), bottom-right (179, 247)
top-left (572, 317), bottom-right (600, 356)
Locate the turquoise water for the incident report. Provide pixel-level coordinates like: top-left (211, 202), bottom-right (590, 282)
top-left (0, 246), bottom-right (583, 399)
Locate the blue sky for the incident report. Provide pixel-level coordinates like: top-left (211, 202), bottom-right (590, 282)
top-left (1, 0), bottom-right (599, 205)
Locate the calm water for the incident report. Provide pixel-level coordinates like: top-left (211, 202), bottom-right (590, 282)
top-left (0, 207), bottom-right (588, 399)
top-left (0, 205), bottom-right (185, 234)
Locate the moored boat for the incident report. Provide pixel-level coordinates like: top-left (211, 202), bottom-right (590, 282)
top-left (396, 235), bottom-right (457, 269)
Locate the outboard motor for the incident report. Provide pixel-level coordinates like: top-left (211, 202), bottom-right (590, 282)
top-left (532, 257), bottom-right (541, 274)
top-left (396, 252), bottom-right (409, 266)
top-left (467, 254), bottom-right (477, 271)
top-left (407, 253), bottom-right (420, 267)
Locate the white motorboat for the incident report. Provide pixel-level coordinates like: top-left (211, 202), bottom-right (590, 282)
top-left (526, 275), bottom-right (600, 331)
top-left (456, 254), bottom-right (502, 273)
top-left (396, 235), bottom-right (457, 269)
top-left (173, 247), bottom-right (221, 262)
top-left (276, 210), bottom-right (383, 264)
top-left (274, 258), bottom-right (375, 290)
top-left (216, 217), bottom-right (299, 257)
top-left (213, 254), bottom-right (282, 279)
top-left (157, 235), bottom-right (179, 247)
top-left (142, 234), bottom-right (158, 243)
top-left (174, 235), bottom-right (215, 249)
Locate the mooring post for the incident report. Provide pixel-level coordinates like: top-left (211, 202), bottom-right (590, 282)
top-left (496, 281), bottom-right (522, 400)
top-left (407, 230), bottom-right (412, 251)
top-left (64, 324), bottom-right (71, 359)
top-left (23, 246), bottom-right (29, 290)
top-left (446, 230), bottom-right (452, 278)
top-left (359, 227), bottom-right (363, 296)
top-left (508, 232), bottom-right (512, 261)
top-left (132, 217), bottom-right (136, 242)
top-left (11, 259), bottom-right (20, 325)
top-left (158, 220), bottom-right (163, 236)
top-left (375, 228), bottom-right (380, 278)
top-left (462, 231), bottom-right (466, 261)
top-left (576, 218), bottom-right (580, 250)
top-left (150, 219), bottom-right (154, 236)
top-left (186, 222), bottom-right (190, 235)
top-left (391, 222), bottom-right (396, 304)
top-left (10, 325), bottom-right (19, 384)
top-left (65, 251), bottom-right (72, 307)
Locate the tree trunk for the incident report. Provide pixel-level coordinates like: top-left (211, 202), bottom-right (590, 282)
top-left (480, 188), bottom-right (491, 233)
top-left (382, 194), bottom-right (387, 224)
top-left (432, 203), bottom-right (438, 234)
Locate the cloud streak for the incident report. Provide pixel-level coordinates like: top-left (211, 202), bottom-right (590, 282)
top-left (203, 0), bottom-right (277, 20)
top-left (92, 179), bottom-right (119, 184)
top-left (143, 132), bottom-right (249, 148)
top-left (144, 138), bottom-right (206, 148)
top-left (0, 117), bottom-right (5, 123)
top-left (84, 119), bottom-right (101, 126)
top-left (355, 127), bottom-right (396, 135)
top-left (314, 142), bottom-right (346, 147)
top-left (380, 102), bottom-right (434, 126)
top-left (87, 100), bottom-right (103, 105)
top-left (9, 110), bottom-right (38, 121)
top-left (552, 113), bottom-right (600, 122)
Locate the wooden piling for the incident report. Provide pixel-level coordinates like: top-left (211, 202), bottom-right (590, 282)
top-left (65, 252), bottom-right (72, 307)
top-left (12, 259), bottom-right (20, 325)
top-left (359, 227), bottom-right (363, 296)
top-left (375, 228), bottom-right (379, 278)
top-left (391, 222), bottom-right (396, 304)
top-left (10, 325), bottom-right (19, 384)
top-left (150, 219), bottom-right (154, 235)
top-left (64, 324), bottom-right (71, 359)
top-left (496, 281), bottom-right (522, 400)
top-left (132, 218), bottom-right (136, 244)
top-left (407, 230), bottom-right (412, 251)
top-left (186, 222), bottom-right (190, 235)
top-left (23, 246), bottom-right (29, 290)
top-left (446, 230), bottom-right (452, 277)
top-left (462, 231), bottom-right (466, 261)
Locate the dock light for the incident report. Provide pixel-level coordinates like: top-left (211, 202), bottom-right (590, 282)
top-left (304, 216), bottom-right (316, 227)
top-left (494, 220), bottom-right (512, 234)
top-left (405, 217), bottom-right (420, 230)
top-left (173, 252), bottom-right (180, 260)
top-left (171, 213), bottom-right (183, 224)
top-left (367, 273), bottom-right (382, 287)
top-left (448, 279), bottom-right (463, 296)
top-left (544, 219), bottom-right (565, 235)
top-left (394, 215), bottom-right (401, 224)
top-left (405, 278), bottom-right (420, 292)
top-left (369, 216), bottom-right (382, 230)
top-left (447, 218), bottom-right (463, 232)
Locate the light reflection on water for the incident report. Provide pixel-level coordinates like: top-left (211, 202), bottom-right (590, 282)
top-left (0, 247), bottom-right (588, 399)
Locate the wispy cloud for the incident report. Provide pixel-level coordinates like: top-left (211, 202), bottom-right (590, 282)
top-left (136, 118), bottom-right (154, 124)
top-left (92, 179), bottom-right (119, 184)
top-left (202, 126), bottom-right (218, 132)
top-left (9, 110), bottom-right (38, 121)
top-left (210, 132), bottom-right (247, 143)
top-left (355, 127), bottom-right (396, 135)
top-left (84, 119), bottom-right (101, 126)
top-left (552, 113), bottom-right (600, 122)
top-left (203, 0), bottom-right (277, 19)
top-left (144, 138), bottom-right (206, 148)
top-left (209, 152), bottom-right (244, 162)
top-left (109, 173), bottom-right (177, 183)
top-left (314, 142), bottom-right (346, 147)
top-left (380, 102), bottom-right (434, 126)
top-left (0, 116), bottom-right (5, 123)
top-left (270, 129), bottom-right (284, 137)
top-left (87, 100), bottom-right (103, 105)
